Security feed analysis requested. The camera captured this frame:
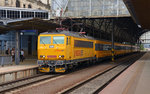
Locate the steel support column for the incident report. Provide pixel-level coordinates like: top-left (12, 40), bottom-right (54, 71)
top-left (15, 31), bottom-right (20, 65)
top-left (90, 20), bottom-right (95, 37)
top-left (98, 19), bottom-right (104, 39)
top-left (83, 19), bottom-right (86, 33)
top-left (70, 19), bottom-right (73, 31)
top-left (111, 19), bottom-right (115, 62)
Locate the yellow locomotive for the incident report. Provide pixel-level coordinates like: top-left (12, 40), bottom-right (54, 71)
top-left (37, 31), bottom-right (138, 73)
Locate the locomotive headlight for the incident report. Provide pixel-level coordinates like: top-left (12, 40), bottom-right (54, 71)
top-left (40, 55), bottom-right (43, 58)
top-left (40, 55), bottom-right (45, 58)
top-left (61, 55), bottom-right (64, 58)
top-left (58, 55), bottom-right (64, 58)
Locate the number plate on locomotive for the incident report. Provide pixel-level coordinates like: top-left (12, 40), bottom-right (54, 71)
top-left (49, 45), bottom-right (54, 48)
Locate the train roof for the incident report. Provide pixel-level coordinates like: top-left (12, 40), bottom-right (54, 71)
top-left (40, 30), bottom-right (95, 40)
top-left (39, 30), bottom-right (137, 46)
top-left (40, 31), bottom-right (123, 43)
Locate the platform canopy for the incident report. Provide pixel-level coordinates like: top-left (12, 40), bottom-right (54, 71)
top-left (124, 0), bottom-right (150, 30)
top-left (0, 18), bottom-right (60, 33)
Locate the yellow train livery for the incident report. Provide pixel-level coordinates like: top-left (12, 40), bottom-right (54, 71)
top-left (37, 31), bottom-right (139, 73)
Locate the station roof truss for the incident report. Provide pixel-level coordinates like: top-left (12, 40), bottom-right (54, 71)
top-left (0, 16), bottom-right (144, 44)
top-left (60, 17), bottom-right (143, 43)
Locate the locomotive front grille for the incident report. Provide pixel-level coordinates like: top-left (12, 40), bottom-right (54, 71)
top-left (38, 60), bottom-right (65, 66)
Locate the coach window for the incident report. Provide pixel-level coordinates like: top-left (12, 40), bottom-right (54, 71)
top-left (74, 40), bottom-right (93, 48)
top-left (103, 44), bottom-right (110, 50)
top-left (95, 44), bottom-right (103, 51)
top-left (115, 46), bottom-right (117, 50)
top-left (107, 45), bottom-right (111, 50)
top-left (53, 36), bottom-right (64, 44)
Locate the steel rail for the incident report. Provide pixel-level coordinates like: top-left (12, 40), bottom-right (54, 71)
top-left (0, 73), bottom-right (60, 93)
top-left (60, 53), bottom-right (144, 94)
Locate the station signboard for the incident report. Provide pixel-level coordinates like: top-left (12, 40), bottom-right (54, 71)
top-left (20, 30), bottom-right (37, 35)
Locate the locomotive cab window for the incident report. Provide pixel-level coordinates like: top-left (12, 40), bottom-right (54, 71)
top-left (40, 36), bottom-right (51, 44)
top-left (53, 36), bottom-right (64, 44)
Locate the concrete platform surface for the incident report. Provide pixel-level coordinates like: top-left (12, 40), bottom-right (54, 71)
top-left (99, 52), bottom-right (150, 94)
top-left (0, 59), bottom-right (38, 74)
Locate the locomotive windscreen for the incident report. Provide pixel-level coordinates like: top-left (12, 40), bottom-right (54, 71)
top-left (40, 36), bottom-right (51, 44)
top-left (53, 36), bottom-right (64, 44)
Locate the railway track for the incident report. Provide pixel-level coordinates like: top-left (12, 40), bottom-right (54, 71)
top-left (0, 53), bottom-right (143, 94)
top-left (60, 53), bottom-right (144, 94)
top-left (0, 73), bottom-right (60, 93)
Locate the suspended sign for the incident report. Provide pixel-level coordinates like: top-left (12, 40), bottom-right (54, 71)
top-left (20, 30), bottom-right (37, 35)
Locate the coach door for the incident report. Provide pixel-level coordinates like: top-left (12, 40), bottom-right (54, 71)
top-left (66, 36), bottom-right (71, 60)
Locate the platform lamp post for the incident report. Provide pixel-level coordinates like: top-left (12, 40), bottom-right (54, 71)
top-left (15, 31), bottom-right (20, 65)
top-left (20, 32), bottom-right (23, 49)
top-left (111, 19), bottom-right (115, 62)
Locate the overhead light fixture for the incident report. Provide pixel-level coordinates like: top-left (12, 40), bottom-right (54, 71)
top-left (138, 25), bottom-right (141, 28)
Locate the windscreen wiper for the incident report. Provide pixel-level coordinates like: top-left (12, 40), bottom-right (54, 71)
top-left (41, 40), bottom-right (46, 46)
top-left (53, 39), bottom-right (59, 46)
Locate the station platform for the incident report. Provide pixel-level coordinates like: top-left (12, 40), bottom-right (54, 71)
top-left (100, 52), bottom-right (150, 94)
top-left (0, 59), bottom-right (38, 75)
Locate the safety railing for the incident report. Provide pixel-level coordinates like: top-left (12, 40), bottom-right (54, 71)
top-left (0, 56), bottom-right (12, 66)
